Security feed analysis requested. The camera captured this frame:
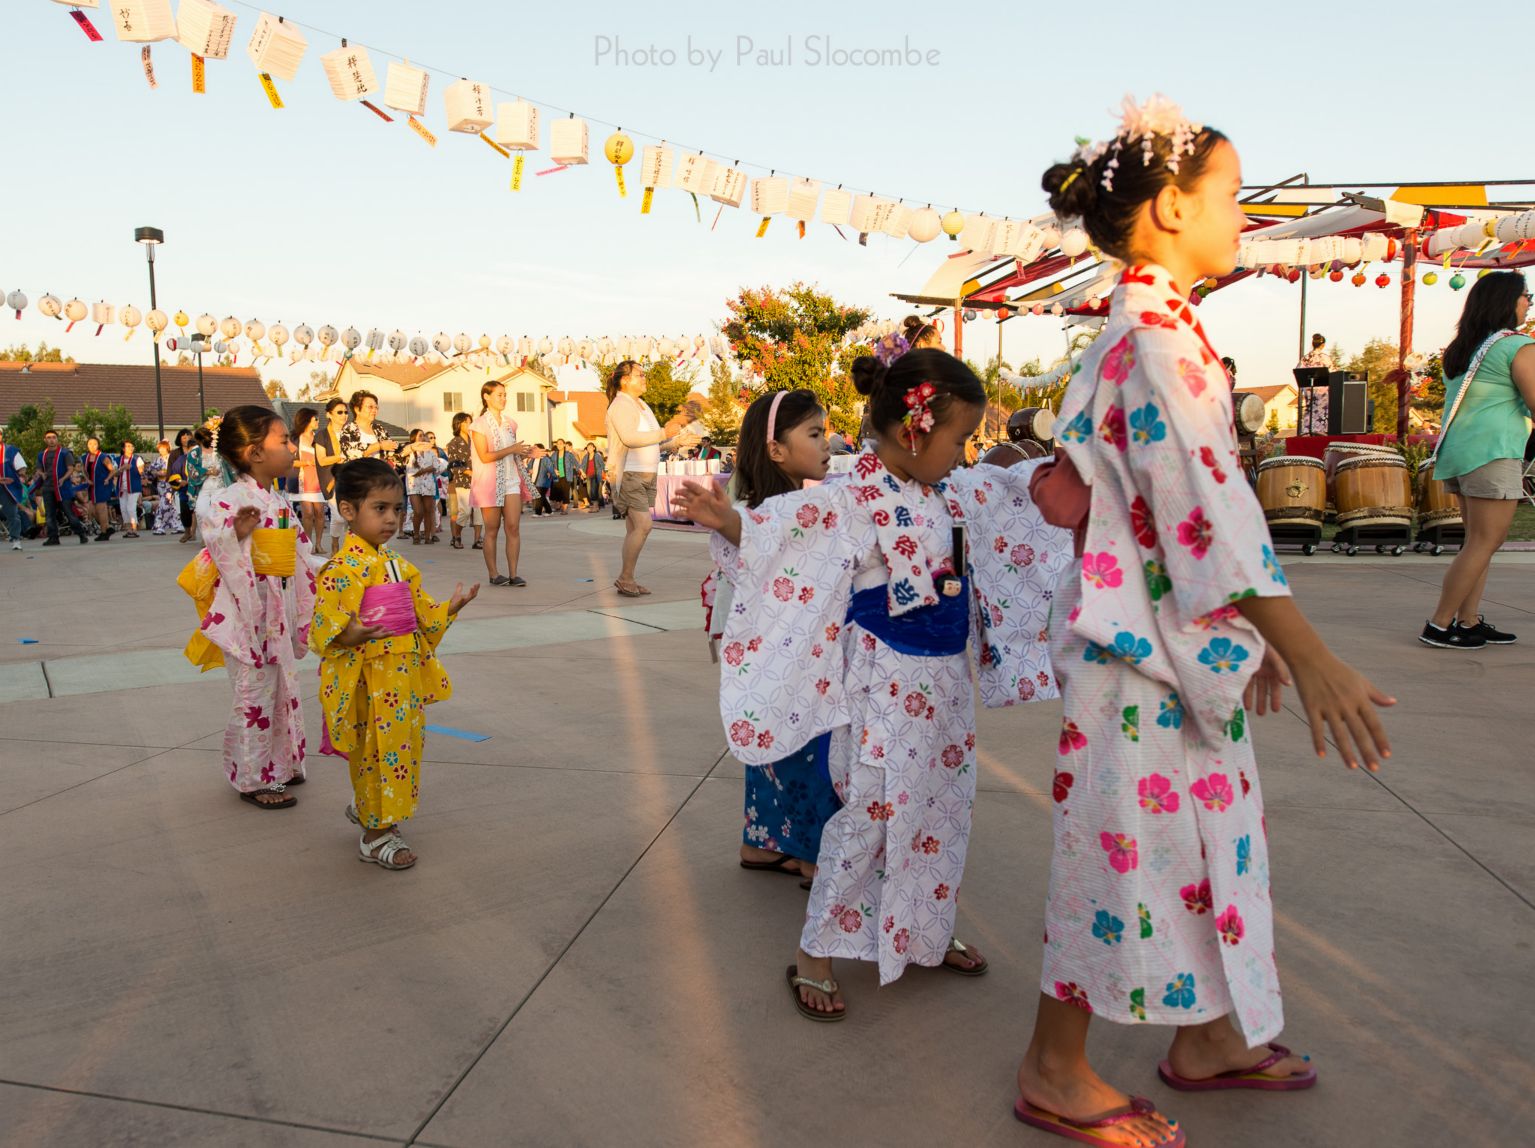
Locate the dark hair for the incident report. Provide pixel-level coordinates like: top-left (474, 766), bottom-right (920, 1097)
top-left (902, 315), bottom-right (941, 349)
top-left (1311, 333), bottom-right (1327, 347)
top-left (1221, 356), bottom-right (1237, 378)
top-left (348, 390), bottom-right (378, 417)
top-left (333, 457), bottom-right (403, 507)
top-left (734, 389), bottom-right (824, 508)
top-left (451, 411), bottom-right (472, 436)
top-left (1042, 127), bottom-right (1229, 261)
top-left (407, 428), bottom-right (424, 445)
top-left (176, 428), bottom-right (193, 446)
top-left (214, 405), bottom-right (285, 476)
top-left (193, 426), bottom-right (213, 448)
top-left (479, 379), bottom-right (503, 414)
top-left (1443, 271), bottom-right (1529, 379)
top-left (326, 397), bottom-right (348, 416)
top-left (605, 360), bottom-right (641, 402)
top-left (291, 407), bottom-right (318, 441)
top-left (851, 348), bottom-right (985, 437)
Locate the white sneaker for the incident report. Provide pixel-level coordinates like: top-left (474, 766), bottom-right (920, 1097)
top-left (10, 541), bottom-right (20, 551)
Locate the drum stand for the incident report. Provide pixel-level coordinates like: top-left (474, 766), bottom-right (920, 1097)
top-left (1413, 520), bottom-right (1465, 557)
top-left (1267, 522), bottom-right (1323, 556)
top-left (1331, 521), bottom-right (1411, 557)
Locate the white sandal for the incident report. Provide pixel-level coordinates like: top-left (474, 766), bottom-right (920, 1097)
top-left (358, 830), bottom-right (416, 870)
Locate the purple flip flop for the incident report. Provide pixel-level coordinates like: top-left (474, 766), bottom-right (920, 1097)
top-left (1013, 1095), bottom-right (1185, 1147)
top-left (1157, 1042), bottom-right (1317, 1092)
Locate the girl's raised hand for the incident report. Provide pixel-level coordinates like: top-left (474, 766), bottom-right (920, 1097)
top-left (336, 616), bottom-right (389, 648)
top-left (448, 581), bottom-right (480, 615)
top-left (233, 505), bottom-right (261, 542)
top-left (673, 479), bottom-right (733, 531)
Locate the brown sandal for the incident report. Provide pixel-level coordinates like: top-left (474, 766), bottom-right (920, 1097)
top-left (786, 965), bottom-right (845, 1022)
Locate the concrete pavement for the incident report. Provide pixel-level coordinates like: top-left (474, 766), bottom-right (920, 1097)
top-left (0, 517), bottom-right (1530, 1147)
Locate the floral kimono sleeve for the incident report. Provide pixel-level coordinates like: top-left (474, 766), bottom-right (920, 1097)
top-left (195, 480), bottom-right (262, 666)
top-left (719, 483), bottom-right (868, 765)
top-left (948, 461), bottom-right (1072, 708)
top-left (703, 503), bottom-right (745, 642)
top-left (1121, 327), bottom-right (1291, 622)
top-left (309, 554), bottom-right (368, 656)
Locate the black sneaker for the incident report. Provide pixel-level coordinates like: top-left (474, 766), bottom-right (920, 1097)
top-left (1419, 621), bottom-right (1485, 649)
top-left (1461, 616), bottom-right (1517, 644)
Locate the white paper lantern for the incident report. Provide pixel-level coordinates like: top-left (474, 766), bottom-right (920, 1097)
top-left (786, 178), bottom-right (821, 222)
top-left (750, 176), bottom-right (789, 217)
top-left (92, 301), bottom-right (115, 331)
top-left (384, 61), bottom-right (430, 116)
top-left (1040, 225), bottom-right (1062, 250)
top-left (293, 323), bottom-right (314, 348)
top-left (676, 154), bottom-right (717, 196)
top-left (708, 165), bottom-right (748, 208)
top-left (444, 79), bottom-right (493, 134)
top-left (494, 101), bottom-right (539, 150)
top-left (640, 145), bottom-right (674, 188)
top-left (268, 323), bottom-right (288, 354)
top-left (1360, 234), bottom-right (1389, 262)
top-left (494, 334), bottom-right (512, 359)
top-left (51, 0), bottom-right (100, 5)
top-left (317, 325), bottom-right (338, 356)
top-left (245, 11), bottom-right (306, 81)
top-left (907, 207), bottom-right (941, 243)
top-left (319, 44), bottom-right (378, 100)
top-left (578, 338), bottom-right (594, 360)
top-left (1341, 237), bottom-right (1363, 264)
top-left (882, 203), bottom-right (912, 240)
top-left (177, 0), bottom-right (235, 58)
top-left (341, 326), bottom-right (362, 351)
top-left (63, 297), bottom-right (88, 330)
top-left (1497, 210), bottom-right (1535, 242)
top-left (120, 303), bottom-right (142, 332)
top-left (1059, 227), bottom-right (1089, 258)
top-left (1455, 221), bottom-right (1486, 249)
top-left (109, 1), bottom-right (175, 43)
top-left (453, 332), bottom-right (472, 355)
top-left (819, 188), bottom-right (854, 227)
top-left (244, 319), bottom-right (266, 345)
top-left (849, 195), bottom-right (893, 233)
top-left (477, 334), bottom-right (492, 352)
top-left (550, 117), bottom-right (589, 165)
top-left (218, 315), bottom-right (241, 339)
top-left (517, 336), bottom-right (533, 358)
top-left (38, 294), bottom-right (62, 320)
top-left (146, 309), bottom-right (169, 340)
top-left (430, 332), bottom-right (451, 356)
top-left (408, 334), bottom-right (428, 359)
top-left (538, 336), bottom-right (554, 356)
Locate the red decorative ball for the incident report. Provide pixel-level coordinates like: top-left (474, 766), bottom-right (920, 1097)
top-left (1286, 269), bottom-right (1301, 284)
top-left (1352, 272), bottom-right (1367, 287)
top-left (1329, 270), bottom-right (1344, 282)
top-left (1375, 273), bottom-right (1390, 288)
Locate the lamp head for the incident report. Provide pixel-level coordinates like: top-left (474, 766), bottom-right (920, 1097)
top-left (134, 227), bottom-right (164, 246)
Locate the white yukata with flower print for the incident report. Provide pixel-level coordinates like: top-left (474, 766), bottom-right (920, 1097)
top-left (1043, 264), bottom-right (1292, 1044)
top-left (716, 452), bottom-right (1069, 984)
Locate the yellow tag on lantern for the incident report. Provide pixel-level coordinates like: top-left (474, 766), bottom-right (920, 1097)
top-left (259, 72), bottom-right (283, 108)
top-left (756, 216), bottom-right (771, 239)
top-left (191, 53), bottom-right (206, 94)
top-left (511, 153), bottom-right (524, 191)
top-left (407, 116), bottom-right (437, 147)
top-left (615, 166), bottom-right (627, 197)
top-left (641, 186), bottom-right (654, 214)
top-left (479, 132), bottom-right (509, 158)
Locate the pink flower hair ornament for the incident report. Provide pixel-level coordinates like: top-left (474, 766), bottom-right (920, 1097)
top-left (902, 381), bottom-right (938, 437)
top-left (1070, 93), bottom-right (1204, 194)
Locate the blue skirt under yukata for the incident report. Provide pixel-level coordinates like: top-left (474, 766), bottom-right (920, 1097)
top-left (743, 733), bottom-right (840, 863)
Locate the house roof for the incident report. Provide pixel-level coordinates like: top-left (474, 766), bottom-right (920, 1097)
top-left (1244, 384), bottom-right (1297, 403)
top-left (662, 391), bottom-right (711, 437)
top-left (548, 389), bottom-right (611, 441)
top-left (0, 361), bottom-right (270, 428)
top-left (337, 358), bottom-right (556, 394)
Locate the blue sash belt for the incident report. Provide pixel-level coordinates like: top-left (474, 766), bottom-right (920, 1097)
top-left (845, 580), bottom-right (969, 658)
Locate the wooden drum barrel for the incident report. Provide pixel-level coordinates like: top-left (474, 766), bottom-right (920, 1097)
top-left (980, 440), bottom-right (1047, 467)
top-left (1256, 456), bottom-right (1326, 527)
top-left (1007, 407), bottom-right (1056, 447)
top-left (1416, 459), bottom-right (1462, 530)
top-left (1334, 454), bottom-right (1413, 528)
top-left (1232, 391), bottom-right (1267, 436)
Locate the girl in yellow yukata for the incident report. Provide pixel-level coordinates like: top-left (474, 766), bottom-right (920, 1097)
top-left (310, 458), bottom-right (479, 871)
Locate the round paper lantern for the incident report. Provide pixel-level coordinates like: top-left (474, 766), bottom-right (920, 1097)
top-left (342, 326), bottom-right (362, 351)
top-left (293, 323), bottom-right (315, 348)
top-left (963, 309), bottom-right (977, 322)
top-left (38, 293), bottom-right (62, 320)
top-left (217, 315), bottom-right (240, 340)
top-left (495, 334), bottom-right (512, 359)
top-left (1352, 271), bottom-right (1367, 287)
top-left (1456, 221), bottom-right (1485, 249)
top-left (996, 306), bottom-right (1012, 321)
top-left (1329, 270), bottom-right (1344, 282)
top-left (196, 313), bottom-right (218, 337)
top-left (173, 310), bottom-right (189, 329)
top-left (268, 323), bottom-right (289, 355)
top-left (6, 290), bottom-right (27, 318)
top-left (1040, 226), bottom-right (1062, 250)
top-left (146, 309), bottom-right (169, 341)
top-left (243, 319), bottom-right (266, 344)
top-left (1086, 294), bottom-right (1102, 310)
top-left (1050, 302), bottom-right (1065, 317)
top-left (453, 332), bottom-right (472, 356)
top-left (389, 329), bottom-right (408, 352)
top-left (408, 334), bottom-right (428, 359)
top-left (1477, 268), bottom-right (1492, 279)
top-left (1031, 304), bottom-right (1045, 316)
top-left (1375, 273), bottom-right (1390, 288)
top-left (317, 326), bottom-right (339, 358)
top-left (1422, 271), bottom-right (1438, 286)
top-left (478, 334), bottom-right (492, 352)
top-left (120, 304), bottom-right (142, 338)
top-left (1449, 272), bottom-right (1467, 291)
top-left (63, 297), bottom-right (87, 330)
top-left (431, 331), bottom-right (452, 356)
top-left (941, 210), bottom-right (965, 241)
top-left (539, 336), bottom-right (554, 356)
top-left (1059, 228), bottom-right (1089, 257)
top-left (1286, 269), bottom-right (1301, 284)
top-left (907, 207), bottom-right (941, 243)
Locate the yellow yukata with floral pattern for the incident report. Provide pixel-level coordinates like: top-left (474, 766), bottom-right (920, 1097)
top-left (309, 535), bottom-right (455, 828)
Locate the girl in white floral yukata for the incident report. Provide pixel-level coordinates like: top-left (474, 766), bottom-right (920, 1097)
top-left (675, 350), bottom-right (1069, 1022)
top-left (178, 406), bottom-right (322, 811)
top-left (1013, 96), bottom-right (1395, 1148)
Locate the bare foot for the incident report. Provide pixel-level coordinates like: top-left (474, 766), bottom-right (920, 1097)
top-left (740, 844), bottom-right (800, 870)
top-left (246, 790), bottom-right (290, 807)
top-left (1166, 1018), bottom-right (1309, 1082)
top-left (1018, 1054), bottom-right (1177, 1146)
top-left (792, 949), bottom-right (844, 1017)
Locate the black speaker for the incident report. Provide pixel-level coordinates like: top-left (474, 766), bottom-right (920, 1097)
top-left (1328, 371), bottom-right (1369, 434)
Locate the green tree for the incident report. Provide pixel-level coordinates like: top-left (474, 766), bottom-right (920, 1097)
top-left (4, 401), bottom-right (57, 464)
top-left (641, 358), bottom-right (699, 426)
top-left (1343, 338), bottom-right (1403, 433)
top-left (722, 283), bottom-right (872, 435)
top-left (0, 341), bottom-right (70, 363)
top-left (699, 358), bottom-right (744, 446)
top-left (69, 404), bottom-right (152, 456)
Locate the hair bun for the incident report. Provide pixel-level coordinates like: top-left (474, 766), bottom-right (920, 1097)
top-left (901, 315), bottom-right (926, 337)
top-left (1042, 160), bottom-right (1098, 223)
top-left (850, 354), bottom-right (888, 397)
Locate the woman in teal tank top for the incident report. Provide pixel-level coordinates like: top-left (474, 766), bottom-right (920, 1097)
top-left (1421, 272), bottom-right (1535, 649)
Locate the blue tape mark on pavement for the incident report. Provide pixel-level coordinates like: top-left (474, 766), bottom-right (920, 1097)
top-left (18, 638), bottom-right (38, 644)
top-left (425, 724), bottom-right (491, 742)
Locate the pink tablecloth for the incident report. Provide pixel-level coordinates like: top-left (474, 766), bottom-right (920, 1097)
top-left (653, 472), bottom-right (728, 521)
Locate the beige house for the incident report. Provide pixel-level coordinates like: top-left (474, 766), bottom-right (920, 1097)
top-left (1241, 383), bottom-right (1299, 433)
top-left (328, 359), bottom-right (607, 448)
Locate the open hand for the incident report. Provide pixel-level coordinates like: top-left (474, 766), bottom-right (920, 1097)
top-left (448, 581), bottom-right (480, 615)
top-left (672, 478), bottom-right (733, 531)
top-left (335, 616), bottom-right (389, 648)
top-left (232, 505), bottom-right (262, 542)
top-left (1289, 651), bottom-right (1395, 770)
top-left (1243, 646), bottom-right (1291, 717)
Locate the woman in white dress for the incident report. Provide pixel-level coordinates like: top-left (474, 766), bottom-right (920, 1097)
top-left (470, 381), bottom-right (532, 587)
top-left (289, 408), bottom-right (327, 555)
top-left (405, 429), bottom-right (447, 545)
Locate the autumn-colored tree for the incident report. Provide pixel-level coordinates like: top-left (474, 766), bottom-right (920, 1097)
top-left (722, 283), bottom-right (872, 435)
top-left (263, 378), bottom-right (290, 400)
top-left (0, 342), bottom-right (70, 363)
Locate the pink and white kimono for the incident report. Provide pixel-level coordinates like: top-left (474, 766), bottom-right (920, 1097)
top-left (193, 475), bottom-right (321, 793)
top-left (1045, 264), bottom-right (1292, 1044)
top-left (717, 453), bottom-right (1069, 983)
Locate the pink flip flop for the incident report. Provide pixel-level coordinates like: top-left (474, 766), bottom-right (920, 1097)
top-left (1157, 1042), bottom-right (1317, 1092)
top-left (1013, 1096), bottom-right (1184, 1147)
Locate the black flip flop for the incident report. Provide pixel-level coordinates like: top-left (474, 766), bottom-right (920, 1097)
top-left (740, 853), bottom-right (800, 877)
top-left (239, 788), bottom-right (296, 810)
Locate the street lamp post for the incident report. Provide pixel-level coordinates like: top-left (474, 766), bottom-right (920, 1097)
top-left (190, 335), bottom-right (208, 422)
top-left (134, 227), bottom-right (165, 439)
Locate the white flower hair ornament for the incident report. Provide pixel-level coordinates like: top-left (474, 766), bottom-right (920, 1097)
top-left (1073, 94), bottom-right (1204, 194)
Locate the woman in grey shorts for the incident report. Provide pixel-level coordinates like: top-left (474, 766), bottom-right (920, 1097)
top-left (1421, 272), bottom-right (1535, 649)
top-left (603, 360), bottom-right (692, 597)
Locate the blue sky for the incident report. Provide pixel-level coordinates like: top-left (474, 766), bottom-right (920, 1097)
top-left (3, 0), bottom-right (1526, 391)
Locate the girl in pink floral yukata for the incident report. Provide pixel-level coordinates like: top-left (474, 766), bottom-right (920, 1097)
top-left (675, 351), bottom-right (1069, 1023)
top-left (1012, 96), bottom-right (1395, 1148)
top-left (179, 406), bottom-right (321, 811)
